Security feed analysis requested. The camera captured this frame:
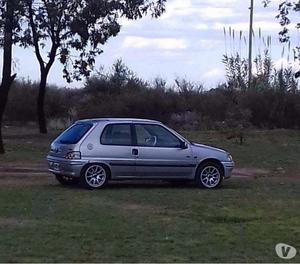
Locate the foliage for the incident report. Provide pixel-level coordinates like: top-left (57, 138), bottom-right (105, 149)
top-left (20, 0), bottom-right (166, 82)
top-left (17, 0), bottom-right (166, 134)
top-left (4, 61), bottom-right (300, 131)
top-left (0, 0), bottom-right (24, 45)
top-left (222, 54), bottom-right (248, 91)
top-left (222, 25), bottom-right (300, 134)
top-left (263, 0), bottom-right (300, 60)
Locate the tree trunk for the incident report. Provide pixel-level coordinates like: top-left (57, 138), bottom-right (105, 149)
top-left (27, 0), bottom-right (54, 135)
top-left (37, 71), bottom-right (48, 134)
top-left (0, 120), bottom-right (3, 154)
top-left (0, 75), bottom-right (16, 153)
top-left (0, 1), bottom-right (16, 154)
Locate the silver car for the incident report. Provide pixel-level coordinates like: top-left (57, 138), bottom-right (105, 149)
top-left (47, 118), bottom-right (234, 189)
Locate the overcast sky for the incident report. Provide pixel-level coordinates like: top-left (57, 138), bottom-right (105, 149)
top-left (3, 0), bottom-right (299, 88)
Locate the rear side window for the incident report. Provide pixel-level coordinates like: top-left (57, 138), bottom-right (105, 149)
top-left (101, 124), bottom-right (132, 146)
top-left (56, 123), bottom-right (93, 144)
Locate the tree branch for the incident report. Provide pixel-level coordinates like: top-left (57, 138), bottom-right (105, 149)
top-left (27, 0), bottom-right (45, 70)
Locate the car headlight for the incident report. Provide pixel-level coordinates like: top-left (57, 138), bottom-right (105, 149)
top-left (227, 153), bottom-right (233, 161)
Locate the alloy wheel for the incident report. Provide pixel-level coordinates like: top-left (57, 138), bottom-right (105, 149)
top-left (84, 164), bottom-right (107, 188)
top-left (200, 165), bottom-right (221, 188)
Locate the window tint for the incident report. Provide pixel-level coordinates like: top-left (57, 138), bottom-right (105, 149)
top-left (135, 124), bottom-right (181, 148)
top-left (57, 123), bottom-right (92, 144)
top-left (101, 124), bottom-right (132, 145)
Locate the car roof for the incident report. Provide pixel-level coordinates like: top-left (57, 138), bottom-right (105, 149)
top-left (76, 118), bottom-right (162, 124)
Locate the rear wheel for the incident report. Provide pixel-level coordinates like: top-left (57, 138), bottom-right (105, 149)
top-left (80, 164), bottom-right (108, 189)
top-left (55, 174), bottom-right (79, 186)
top-left (196, 162), bottom-right (223, 189)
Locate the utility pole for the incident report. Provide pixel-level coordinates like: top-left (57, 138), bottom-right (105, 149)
top-left (248, 0), bottom-right (254, 90)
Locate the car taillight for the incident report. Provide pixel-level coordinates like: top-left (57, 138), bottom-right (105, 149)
top-left (65, 151), bottom-right (81, 160)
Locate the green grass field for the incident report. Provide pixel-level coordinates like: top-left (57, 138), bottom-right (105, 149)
top-left (0, 126), bottom-right (299, 262)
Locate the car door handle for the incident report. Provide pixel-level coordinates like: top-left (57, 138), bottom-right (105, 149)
top-left (132, 149), bottom-right (139, 156)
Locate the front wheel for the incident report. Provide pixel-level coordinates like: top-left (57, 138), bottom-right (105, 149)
top-left (196, 162), bottom-right (223, 189)
top-left (55, 174), bottom-right (79, 186)
top-left (80, 164), bottom-right (109, 189)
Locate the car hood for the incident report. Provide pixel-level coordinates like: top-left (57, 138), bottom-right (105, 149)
top-left (191, 143), bottom-right (226, 153)
top-left (190, 143), bottom-right (229, 161)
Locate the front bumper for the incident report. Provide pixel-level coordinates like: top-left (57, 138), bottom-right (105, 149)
top-left (47, 156), bottom-right (87, 178)
top-left (221, 161), bottom-right (234, 179)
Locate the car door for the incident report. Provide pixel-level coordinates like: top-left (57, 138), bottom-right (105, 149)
top-left (98, 123), bottom-right (136, 178)
top-left (133, 124), bottom-right (195, 178)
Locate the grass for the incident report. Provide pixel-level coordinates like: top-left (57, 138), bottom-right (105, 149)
top-left (0, 178), bottom-right (299, 262)
top-left (184, 129), bottom-right (300, 171)
top-left (0, 126), bottom-right (299, 262)
top-left (0, 126), bottom-right (58, 163)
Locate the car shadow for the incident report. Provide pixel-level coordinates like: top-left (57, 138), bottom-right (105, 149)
top-left (50, 179), bottom-right (247, 190)
top-left (107, 180), bottom-right (197, 189)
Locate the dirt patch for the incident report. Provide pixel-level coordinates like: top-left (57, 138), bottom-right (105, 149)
top-left (0, 171), bottom-right (55, 186)
top-left (0, 162), bottom-right (53, 186)
top-left (233, 167), bottom-right (300, 179)
top-left (118, 201), bottom-right (186, 218)
top-left (121, 202), bottom-right (163, 213)
top-left (0, 217), bottom-right (36, 227)
top-left (0, 162), bottom-right (283, 186)
top-left (233, 168), bottom-right (270, 178)
top-left (99, 198), bottom-right (174, 215)
top-left (0, 162), bottom-right (48, 173)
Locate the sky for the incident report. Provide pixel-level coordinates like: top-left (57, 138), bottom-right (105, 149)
top-left (2, 0), bottom-right (300, 89)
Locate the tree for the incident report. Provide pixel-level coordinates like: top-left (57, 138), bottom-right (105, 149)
top-left (263, 1), bottom-right (300, 57)
top-left (21, 0), bottom-right (166, 133)
top-left (263, 1), bottom-right (300, 90)
top-left (0, 0), bottom-right (22, 154)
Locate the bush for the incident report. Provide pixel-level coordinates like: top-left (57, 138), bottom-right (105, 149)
top-left (4, 62), bottom-right (300, 130)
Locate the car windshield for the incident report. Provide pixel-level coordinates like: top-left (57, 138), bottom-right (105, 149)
top-left (56, 123), bottom-right (93, 144)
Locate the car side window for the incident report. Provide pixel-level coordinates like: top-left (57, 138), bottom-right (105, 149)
top-left (101, 124), bottom-right (132, 146)
top-left (135, 124), bottom-right (181, 148)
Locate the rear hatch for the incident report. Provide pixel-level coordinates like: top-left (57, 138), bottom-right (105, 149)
top-left (49, 122), bottom-right (94, 158)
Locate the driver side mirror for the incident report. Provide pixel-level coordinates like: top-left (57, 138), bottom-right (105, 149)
top-left (180, 141), bottom-right (188, 149)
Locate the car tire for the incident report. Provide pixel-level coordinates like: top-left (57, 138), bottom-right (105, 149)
top-left (80, 164), bottom-right (109, 189)
top-left (55, 174), bottom-right (79, 186)
top-left (196, 162), bottom-right (223, 189)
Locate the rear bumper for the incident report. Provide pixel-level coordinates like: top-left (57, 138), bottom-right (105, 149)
top-left (221, 161), bottom-right (234, 179)
top-left (47, 156), bottom-right (87, 178)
